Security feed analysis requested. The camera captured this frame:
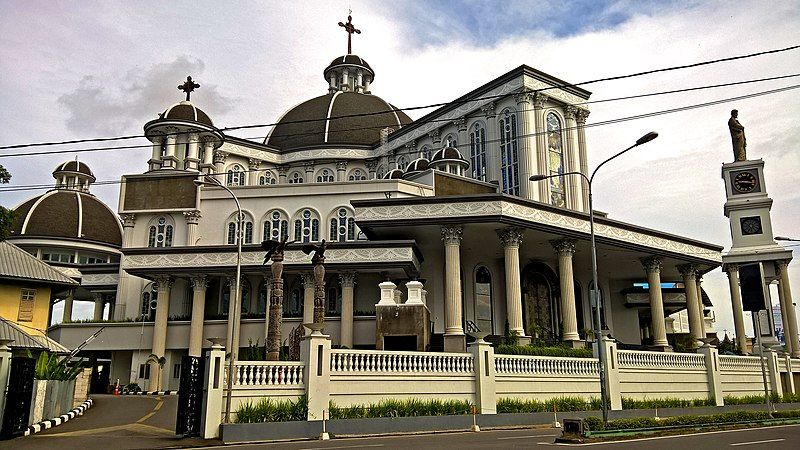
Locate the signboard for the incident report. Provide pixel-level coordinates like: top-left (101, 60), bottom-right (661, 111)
top-left (739, 263), bottom-right (767, 312)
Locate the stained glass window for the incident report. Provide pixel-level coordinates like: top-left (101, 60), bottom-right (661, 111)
top-left (148, 216), bottom-right (173, 247)
top-left (259, 171), bottom-right (277, 185)
top-left (288, 172), bottom-right (303, 184)
top-left (499, 110), bottom-right (519, 195)
top-left (348, 169), bottom-right (366, 181)
top-left (227, 164), bottom-right (245, 186)
top-left (317, 169), bottom-right (334, 182)
top-left (264, 210), bottom-right (288, 241)
top-left (469, 123), bottom-right (486, 181)
top-left (329, 208), bottom-right (355, 242)
top-left (294, 209), bottom-right (319, 243)
top-left (547, 112), bottom-right (566, 208)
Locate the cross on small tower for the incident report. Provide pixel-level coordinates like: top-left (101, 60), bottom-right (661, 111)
top-left (177, 76), bottom-right (200, 101)
top-left (338, 13), bottom-right (361, 54)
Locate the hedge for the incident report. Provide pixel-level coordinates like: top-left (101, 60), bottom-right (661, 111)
top-left (329, 398), bottom-right (473, 419)
top-left (495, 344), bottom-right (594, 358)
top-left (584, 409), bottom-right (800, 431)
top-left (235, 396), bottom-right (308, 423)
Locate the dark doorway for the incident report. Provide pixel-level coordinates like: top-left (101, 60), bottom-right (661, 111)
top-left (521, 262), bottom-right (560, 342)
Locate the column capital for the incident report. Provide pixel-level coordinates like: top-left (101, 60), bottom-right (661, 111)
top-left (187, 132), bottom-right (200, 143)
top-left (575, 109), bottom-right (590, 125)
top-left (775, 259), bottom-right (791, 271)
top-left (514, 89), bottom-right (534, 105)
top-left (403, 141), bottom-right (416, 152)
top-left (190, 275), bottom-right (208, 291)
top-left (339, 272), bottom-right (356, 288)
top-left (248, 158), bottom-right (261, 170)
top-left (92, 292), bottom-right (103, 302)
top-left (120, 213), bottom-right (136, 228)
top-left (441, 225), bottom-right (463, 245)
top-left (213, 150), bottom-right (228, 164)
top-left (183, 210), bottom-right (201, 224)
top-left (302, 273), bottom-right (315, 289)
top-left (550, 238), bottom-right (576, 255)
top-left (677, 264), bottom-right (698, 279)
top-left (564, 105), bottom-right (578, 120)
top-left (454, 118), bottom-right (467, 132)
top-left (336, 160), bottom-right (348, 170)
top-left (303, 162), bottom-right (315, 172)
top-left (150, 132), bottom-right (164, 143)
top-left (153, 275), bottom-right (173, 290)
top-left (640, 256), bottom-right (663, 273)
top-left (481, 101), bottom-right (496, 119)
top-left (533, 92), bottom-right (549, 109)
top-left (276, 165), bottom-right (289, 175)
top-left (723, 263), bottom-right (739, 274)
top-left (365, 159), bottom-right (377, 170)
top-left (428, 129), bottom-right (441, 144)
top-left (497, 227), bottom-right (524, 247)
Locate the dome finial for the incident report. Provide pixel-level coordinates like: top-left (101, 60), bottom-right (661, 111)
top-left (178, 76), bottom-right (200, 101)
top-left (338, 12), bottom-right (361, 54)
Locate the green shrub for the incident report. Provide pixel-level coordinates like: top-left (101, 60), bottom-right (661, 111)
top-left (723, 393), bottom-right (796, 405)
top-left (495, 344), bottom-right (593, 358)
top-left (234, 395), bottom-right (308, 423)
top-left (584, 409), bottom-right (800, 431)
top-left (124, 382), bottom-right (141, 393)
top-left (497, 396), bottom-right (601, 413)
top-left (31, 351), bottom-right (85, 381)
top-left (622, 397), bottom-right (714, 409)
top-left (329, 398), bottom-right (473, 419)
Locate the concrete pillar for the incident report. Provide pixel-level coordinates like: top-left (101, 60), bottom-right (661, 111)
top-left (406, 280), bottom-right (424, 305)
top-left (594, 336), bottom-right (621, 410)
top-left (777, 260), bottom-right (800, 357)
top-left (184, 210), bottom-right (201, 246)
top-left (442, 225), bottom-right (465, 352)
top-left (150, 275), bottom-right (173, 391)
top-left (163, 127), bottom-right (178, 169)
top-left (514, 91), bottom-right (535, 199)
top-left (678, 264), bottom-right (704, 347)
top-left (575, 109), bottom-right (590, 210)
top-left (725, 264), bottom-right (749, 353)
top-left (277, 166), bottom-right (288, 184)
top-left (699, 344), bottom-right (724, 406)
top-left (377, 281), bottom-right (397, 306)
top-left (149, 135), bottom-right (163, 171)
top-left (186, 132), bottom-right (200, 171)
top-left (115, 213), bottom-right (137, 320)
top-left (551, 239), bottom-right (581, 343)
top-left (247, 158), bottom-right (260, 186)
top-left (641, 256), bottom-right (670, 349)
top-left (189, 276), bottom-right (208, 357)
top-left (336, 161), bottom-right (347, 182)
top-left (340, 273), bottom-right (356, 348)
top-left (93, 292), bottom-right (104, 321)
top-left (498, 228), bottom-right (526, 342)
top-left (776, 279), bottom-right (794, 356)
top-left (0, 340), bottom-right (13, 427)
top-left (301, 273), bottom-right (315, 327)
top-left (697, 276), bottom-right (707, 337)
top-left (533, 93), bottom-right (550, 203)
top-left (62, 290), bottom-right (74, 324)
top-left (481, 102), bottom-right (499, 184)
top-left (213, 150), bottom-right (227, 174)
top-left (469, 336), bottom-right (497, 414)
top-left (563, 106), bottom-right (583, 212)
top-left (201, 342), bottom-right (225, 439)
top-left (765, 349), bottom-right (783, 395)
top-left (225, 276), bottom-right (243, 360)
top-left (784, 354), bottom-right (796, 394)
top-left (301, 328), bottom-right (331, 421)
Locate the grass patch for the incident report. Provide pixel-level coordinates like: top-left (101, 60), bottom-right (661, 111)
top-left (622, 397), bottom-right (714, 409)
top-left (584, 409), bottom-right (800, 431)
top-left (329, 398), bottom-right (473, 419)
top-left (495, 344), bottom-right (593, 358)
top-left (497, 396), bottom-right (601, 413)
top-left (234, 395), bottom-right (308, 423)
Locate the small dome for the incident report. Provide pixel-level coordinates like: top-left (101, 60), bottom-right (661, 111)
top-left (53, 160), bottom-right (95, 182)
top-left (10, 191), bottom-right (122, 247)
top-left (403, 157), bottom-right (430, 176)
top-left (324, 54), bottom-right (374, 78)
top-left (383, 168), bottom-right (404, 179)
top-left (160, 101), bottom-right (213, 127)
top-left (431, 146), bottom-right (467, 163)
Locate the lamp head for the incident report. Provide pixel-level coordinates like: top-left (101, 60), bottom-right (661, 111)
top-left (193, 179), bottom-right (204, 187)
top-left (529, 174), bottom-right (548, 182)
top-left (635, 131), bottom-right (659, 146)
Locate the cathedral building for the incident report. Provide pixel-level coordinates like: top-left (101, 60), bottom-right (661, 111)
top-left (40, 19), bottom-right (723, 391)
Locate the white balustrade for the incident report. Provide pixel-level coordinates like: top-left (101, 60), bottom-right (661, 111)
top-left (617, 350), bottom-right (705, 369)
top-left (719, 355), bottom-right (763, 372)
top-left (330, 349), bottom-right (474, 374)
top-left (494, 355), bottom-right (599, 375)
top-left (233, 361), bottom-right (305, 386)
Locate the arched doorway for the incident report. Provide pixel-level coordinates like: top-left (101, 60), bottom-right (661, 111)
top-left (521, 262), bottom-right (560, 342)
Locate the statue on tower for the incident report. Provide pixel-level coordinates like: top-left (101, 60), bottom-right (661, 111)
top-left (728, 109), bottom-right (747, 162)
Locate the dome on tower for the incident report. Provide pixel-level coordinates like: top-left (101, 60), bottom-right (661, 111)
top-left (402, 157), bottom-right (430, 179)
top-left (53, 160), bottom-right (95, 181)
top-left (324, 55), bottom-right (374, 82)
top-left (159, 101), bottom-right (214, 127)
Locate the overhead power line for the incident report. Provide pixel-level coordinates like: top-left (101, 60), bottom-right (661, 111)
top-left (0, 44), bottom-right (798, 151)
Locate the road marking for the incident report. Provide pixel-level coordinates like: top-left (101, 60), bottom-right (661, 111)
top-left (499, 434), bottom-right (560, 440)
top-left (37, 423), bottom-right (172, 437)
top-left (137, 396), bottom-right (164, 422)
top-left (301, 445), bottom-right (383, 450)
top-left (730, 438), bottom-right (785, 446)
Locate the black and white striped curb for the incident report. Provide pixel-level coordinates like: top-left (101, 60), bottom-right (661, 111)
top-left (25, 399), bottom-right (93, 436)
top-left (120, 389), bottom-right (178, 395)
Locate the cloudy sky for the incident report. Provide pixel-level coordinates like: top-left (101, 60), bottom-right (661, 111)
top-left (1, 0), bottom-right (799, 334)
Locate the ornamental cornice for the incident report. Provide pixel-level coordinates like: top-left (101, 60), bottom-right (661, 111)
top-left (497, 227), bottom-right (524, 247)
top-left (640, 255), bottom-right (663, 273)
top-left (82, 273), bottom-right (119, 286)
top-left (522, 77), bottom-right (587, 106)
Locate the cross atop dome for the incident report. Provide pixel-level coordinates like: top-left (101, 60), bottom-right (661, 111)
top-left (338, 12), bottom-right (361, 54)
top-left (178, 76), bottom-right (200, 101)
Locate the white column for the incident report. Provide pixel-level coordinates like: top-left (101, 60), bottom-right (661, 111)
top-left (340, 273), bottom-right (356, 348)
top-left (248, 158), bottom-right (261, 186)
top-left (469, 337), bottom-right (497, 414)
top-left (186, 132), bottom-right (200, 171)
top-left (201, 343), bottom-right (225, 439)
top-left (641, 256), bottom-right (669, 348)
top-left (454, 118), bottom-right (467, 152)
top-left (725, 264), bottom-right (748, 353)
top-left (777, 260), bottom-right (800, 357)
top-left (163, 126), bottom-right (178, 169)
top-left (149, 135), bottom-right (163, 171)
top-left (93, 293), bottom-right (104, 321)
top-left (150, 275), bottom-right (172, 391)
top-left (563, 106), bottom-right (583, 212)
top-left (302, 273), bottom-right (315, 325)
top-left (679, 264), bottom-right (703, 347)
top-left (277, 166), bottom-right (288, 184)
top-left (442, 225), bottom-right (465, 352)
top-left (481, 102), bottom-right (499, 184)
top-left (498, 228), bottom-right (526, 341)
top-left (365, 160), bottom-right (377, 179)
top-left (575, 109), bottom-right (590, 211)
top-left (304, 163), bottom-right (314, 182)
top-left (336, 161), bottom-right (347, 182)
top-left (201, 138), bottom-right (215, 173)
top-left (188, 276), bottom-right (208, 357)
top-left (213, 151), bottom-right (227, 174)
top-left (551, 239), bottom-right (581, 342)
top-left (514, 91), bottom-right (535, 199)
top-left (533, 93), bottom-right (550, 203)
top-left (696, 276), bottom-right (707, 337)
top-left (183, 210), bottom-right (201, 246)
top-left (115, 214), bottom-right (137, 320)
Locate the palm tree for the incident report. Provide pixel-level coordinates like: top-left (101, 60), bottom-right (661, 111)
top-left (147, 353), bottom-right (167, 390)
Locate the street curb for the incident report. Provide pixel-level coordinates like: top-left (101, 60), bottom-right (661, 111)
top-left (24, 398), bottom-right (93, 436)
top-left (121, 390), bottom-right (178, 395)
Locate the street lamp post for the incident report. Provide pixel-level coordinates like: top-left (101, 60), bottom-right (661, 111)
top-left (530, 131), bottom-right (658, 423)
top-left (194, 176), bottom-right (242, 424)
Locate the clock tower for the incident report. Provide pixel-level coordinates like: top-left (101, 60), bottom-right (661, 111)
top-left (721, 110), bottom-right (795, 354)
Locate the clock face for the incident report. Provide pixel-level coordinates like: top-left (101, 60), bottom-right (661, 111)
top-left (733, 171), bottom-right (758, 193)
top-left (740, 216), bottom-right (763, 236)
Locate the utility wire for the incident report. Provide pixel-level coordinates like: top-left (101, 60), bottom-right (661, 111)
top-left (1, 44), bottom-right (798, 151)
top-left (2, 82), bottom-right (799, 193)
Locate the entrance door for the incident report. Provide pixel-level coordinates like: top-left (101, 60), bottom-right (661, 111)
top-left (523, 273), bottom-right (555, 341)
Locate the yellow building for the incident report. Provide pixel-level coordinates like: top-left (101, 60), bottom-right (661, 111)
top-left (0, 240), bottom-right (77, 336)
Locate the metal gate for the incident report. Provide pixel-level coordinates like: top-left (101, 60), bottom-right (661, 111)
top-left (0, 356), bottom-right (36, 439)
top-left (175, 355), bottom-right (204, 436)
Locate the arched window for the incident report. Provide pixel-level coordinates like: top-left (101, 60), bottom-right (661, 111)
top-left (294, 209), bottom-right (320, 243)
top-left (327, 284), bottom-right (342, 315)
top-left (546, 112), bottom-right (567, 207)
top-left (148, 216), bottom-right (174, 247)
top-left (376, 164), bottom-right (387, 179)
top-left (420, 145), bottom-right (432, 160)
top-left (286, 283), bottom-right (303, 317)
top-left (140, 282), bottom-right (158, 320)
top-left (329, 208), bottom-right (356, 242)
top-left (264, 210), bottom-right (289, 241)
top-left (499, 109), bottom-right (519, 195)
top-left (258, 171), bottom-right (277, 185)
top-left (222, 278), bottom-right (251, 316)
top-left (227, 164), bottom-right (246, 186)
top-left (348, 169), bottom-right (367, 181)
top-left (469, 122), bottom-right (486, 181)
top-left (316, 169), bottom-right (334, 183)
top-left (225, 213), bottom-right (254, 245)
top-left (474, 266), bottom-right (493, 333)
top-left (444, 134), bottom-right (457, 148)
top-left (396, 155), bottom-right (410, 170)
top-left (288, 171), bottom-right (304, 184)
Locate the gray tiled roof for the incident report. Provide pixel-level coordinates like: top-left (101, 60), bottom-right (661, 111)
top-left (0, 241), bottom-right (78, 285)
top-left (0, 316), bottom-right (70, 353)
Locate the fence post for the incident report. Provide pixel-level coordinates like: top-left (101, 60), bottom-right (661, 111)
top-left (784, 355), bottom-right (795, 394)
top-left (699, 344), bottom-right (724, 406)
top-left (595, 337), bottom-right (621, 410)
top-left (301, 327), bottom-right (331, 421)
top-left (0, 341), bottom-right (12, 427)
top-left (201, 343), bottom-right (225, 439)
top-left (469, 336), bottom-right (496, 414)
top-left (765, 349), bottom-right (783, 396)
